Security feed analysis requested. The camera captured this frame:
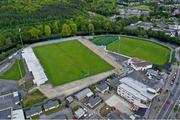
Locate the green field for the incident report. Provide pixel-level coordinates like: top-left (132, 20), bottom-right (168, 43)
top-left (33, 40), bottom-right (113, 86)
top-left (91, 36), bottom-right (118, 46)
top-left (131, 5), bottom-right (151, 11)
top-left (107, 36), bottom-right (170, 65)
top-left (0, 60), bottom-right (26, 80)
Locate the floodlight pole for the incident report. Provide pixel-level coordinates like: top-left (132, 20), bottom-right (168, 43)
top-left (19, 28), bottom-right (24, 49)
top-left (18, 28), bottom-right (23, 79)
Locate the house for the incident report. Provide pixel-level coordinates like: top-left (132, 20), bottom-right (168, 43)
top-left (74, 88), bottom-right (94, 100)
top-left (86, 96), bottom-right (102, 109)
top-left (43, 100), bottom-right (59, 112)
top-left (66, 96), bottom-right (74, 103)
top-left (74, 108), bottom-right (85, 119)
top-left (117, 77), bottom-right (158, 109)
top-left (25, 106), bottom-right (42, 118)
top-left (96, 82), bottom-right (109, 94)
top-left (127, 58), bottom-right (152, 71)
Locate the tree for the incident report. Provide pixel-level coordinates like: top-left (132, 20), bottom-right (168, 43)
top-left (69, 21), bottom-right (77, 35)
top-left (0, 34), bottom-right (5, 47)
top-left (52, 21), bottom-right (59, 34)
top-left (44, 25), bottom-right (51, 37)
top-left (61, 23), bottom-right (71, 36)
top-left (28, 27), bottom-right (41, 39)
top-left (88, 23), bottom-right (94, 34)
top-left (103, 19), bottom-right (111, 32)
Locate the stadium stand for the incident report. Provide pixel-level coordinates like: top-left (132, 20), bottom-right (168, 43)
top-left (22, 47), bottom-right (48, 86)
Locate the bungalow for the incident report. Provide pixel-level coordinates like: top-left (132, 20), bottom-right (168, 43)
top-left (74, 88), bottom-right (94, 100)
top-left (25, 106), bottom-right (42, 118)
top-left (96, 82), bottom-right (109, 94)
top-left (43, 100), bottom-right (59, 112)
top-left (86, 96), bottom-right (102, 109)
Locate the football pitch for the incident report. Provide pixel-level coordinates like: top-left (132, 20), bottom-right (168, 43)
top-left (107, 36), bottom-right (170, 65)
top-left (33, 40), bottom-right (113, 86)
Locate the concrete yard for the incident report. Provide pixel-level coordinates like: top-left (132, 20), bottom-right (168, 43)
top-left (105, 95), bottom-right (133, 116)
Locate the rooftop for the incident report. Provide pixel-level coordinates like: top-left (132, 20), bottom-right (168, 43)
top-left (43, 100), bottom-right (59, 110)
top-left (119, 77), bottom-right (158, 100)
top-left (74, 88), bottom-right (93, 100)
top-left (25, 106), bottom-right (42, 117)
top-left (12, 109), bottom-right (25, 120)
top-left (22, 47), bottom-right (48, 86)
top-left (75, 108), bottom-right (85, 119)
top-left (87, 96), bottom-right (102, 108)
top-left (0, 108), bottom-right (11, 119)
top-left (96, 82), bottom-right (109, 92)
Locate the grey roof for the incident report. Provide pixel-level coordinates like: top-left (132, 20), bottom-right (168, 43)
top-left (74, 88), bottom-right (93, 99)
top-left (87, 96), bottom-right (102, 108)
top-left (134, 61), bottom-right (151, 68)
top-left (108, 112), bottom-right (121, 119)
top-left (0, 108), bottom-right (11, 119)
top-left (25, 106), bottom-right (42, 117)
top-left (66, 96), bottom-right (73, 103)
top-left (96, 83), bottom-right (109, 92)
top-left (43, 100), bottom-right (59, 110)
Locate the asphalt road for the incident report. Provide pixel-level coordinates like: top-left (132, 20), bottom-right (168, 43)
top-left (157, 68), bottom-right (180, 119)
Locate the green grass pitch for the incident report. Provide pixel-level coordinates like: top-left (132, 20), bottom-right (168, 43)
top-left (106, 36), bottom-right (170, 65)
top-left (33, 40), bottom-right (114, 86)
top-left (0, 60), bottom-right (26, 80)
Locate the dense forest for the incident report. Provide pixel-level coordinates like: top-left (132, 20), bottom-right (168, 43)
top-left (0, 0), bottom-right (179, 61)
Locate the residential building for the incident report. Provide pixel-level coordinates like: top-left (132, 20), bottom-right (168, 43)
top-left (25, 106), bottom-right (42, 118)
top-left (127, 58), bottom-right (152, 71)
top-left (117, 77), bottom-right (158, 108)
top-left (74, 88), bottom-right (94, 100)
top-left (66, 96), bottom-right (74, 103)
top-left (74, 108), bottom-right (85, 119)
top-left (86, 96), bottom-right (102, 109)
top-left (43, 100), bottom-right (59, 112)
top-left (96, 82), bottom-right (109, 94)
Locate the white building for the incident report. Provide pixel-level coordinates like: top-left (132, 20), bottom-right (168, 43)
top-left (12, 109), bottom-right (25, 120)
top-left (22, 47), bottom-right (48, 86)
top-left (127, 58), bottom-right (152, 71)
top-left (117, 77), bottom-right (158, 108)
